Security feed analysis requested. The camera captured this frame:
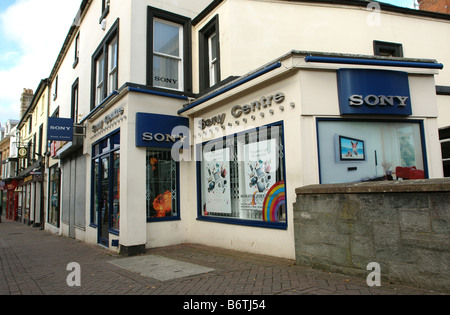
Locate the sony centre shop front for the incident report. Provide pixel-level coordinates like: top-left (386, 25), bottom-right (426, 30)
top-left (83, 52), bottom-right (443, 259)
top-left (177, 52), bottom-right (444, 259)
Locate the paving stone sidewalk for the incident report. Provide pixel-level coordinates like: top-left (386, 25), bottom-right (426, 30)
top-left (0, 221), bottom-right (445, 296)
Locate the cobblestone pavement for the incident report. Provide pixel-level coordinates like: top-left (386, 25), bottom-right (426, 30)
top-left (0, 221), bottom-right (445, 297)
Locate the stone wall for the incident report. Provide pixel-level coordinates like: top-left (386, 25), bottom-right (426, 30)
top-left (293, 179), bottom-right (450, 293)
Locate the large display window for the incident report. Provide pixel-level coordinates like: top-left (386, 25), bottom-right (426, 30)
top-left (197, 122), bottom-right (287, 229)
top-left (317, 119), bottom-right (427, 184)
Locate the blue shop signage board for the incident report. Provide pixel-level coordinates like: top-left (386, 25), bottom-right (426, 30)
top-left (136, 113), bottom-right (189, 148)
top-left (337, 69), bottom-right (412, 116)
top-left (47, 117), bottom-right (73, 141)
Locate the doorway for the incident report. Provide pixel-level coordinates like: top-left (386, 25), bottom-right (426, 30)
top-left (92, 131), bottom-right (120, 247)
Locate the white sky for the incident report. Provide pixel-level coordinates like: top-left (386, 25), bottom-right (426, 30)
top-left (0, 0), bottom-right (417, 123)
top-left (0, 0), bottom-right (81, 122)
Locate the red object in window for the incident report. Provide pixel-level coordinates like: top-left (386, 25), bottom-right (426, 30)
top-left (395, 166), bottom-right (424, 180)
top-left (409, 169), bottom-right (425, 179)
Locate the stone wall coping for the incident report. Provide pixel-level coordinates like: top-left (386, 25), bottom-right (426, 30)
top-left (296, 178), bottom-right (450, 195)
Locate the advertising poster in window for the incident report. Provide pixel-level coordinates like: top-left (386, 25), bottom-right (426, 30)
top-left (203, 148), bottom-right (231, 214)
top-left (146, 150), bottom-right (177, 219)
top-left (239, 139), bottom-right (277, 214)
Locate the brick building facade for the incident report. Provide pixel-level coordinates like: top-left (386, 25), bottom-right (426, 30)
top-left (420, 0), bottom-right (450, 14)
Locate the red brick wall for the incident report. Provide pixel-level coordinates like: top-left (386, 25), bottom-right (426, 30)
top-left (419, 0), bottom-right (450, 14)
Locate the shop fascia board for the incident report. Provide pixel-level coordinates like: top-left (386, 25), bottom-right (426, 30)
top-left (81, 82), bottom-right (190, 125)
top-left (178, 58), bottom-right (297, 116)
top-left (179, 51), bottom-right (442, 116)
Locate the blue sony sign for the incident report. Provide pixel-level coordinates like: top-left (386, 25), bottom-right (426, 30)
top-left (135, 113), bottom-right (189, 148)
top-left (337, 69), bottom-right (412, 116)
top-left (47, 117), bottom-right (73, 141)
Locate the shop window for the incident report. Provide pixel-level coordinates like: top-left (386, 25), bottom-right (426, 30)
top-left (197, 123), bottom-right (287, 229)
top-left (373, 40), bottom-right (403, 57)
top-left (91, 20), bottom-right (119, 110)
top-left (147, 7), bottom-right (192, 93)
top-left (146, 148), bottom-right (180, 221)
top-left (48, 165), bottom-right (60, 227)
top-left (112, 150), bottom-right (120, 230)
top-left (91, 131), bottom-right (120, 242)
top-left (199, 15), bottom-right (220, 91)
top-left (317, 120), bottom-right (426, 184)
top-left (439, 127), bottom-right (450, 177)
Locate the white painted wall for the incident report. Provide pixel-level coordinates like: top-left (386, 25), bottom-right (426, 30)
top-left (193, 0), bottom-right (450, 126)
top-left (182, 54), bottom-right (443, 258)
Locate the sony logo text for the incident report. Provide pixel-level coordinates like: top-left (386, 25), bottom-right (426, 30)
top-left (49, 126), bottom-right (71, 131)
top-left (349, 94), bottom-right (409, 107)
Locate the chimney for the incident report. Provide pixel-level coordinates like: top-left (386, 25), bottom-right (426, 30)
top-left (20, 88), bottom-right (34, 119)
top-left (419, 0), bottom-right (450, 14)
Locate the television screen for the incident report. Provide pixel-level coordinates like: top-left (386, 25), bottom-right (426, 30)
top-left (339, 135), bottom-right (365, 161)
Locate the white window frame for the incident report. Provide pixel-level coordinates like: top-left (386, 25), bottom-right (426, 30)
top-left (153, 18), bottom-right (184, 91)
top-left (108, 36), bottom-right (118, 94)
top-left (208, 32), bottom-right (218, 87)
top-left (96, 53), bottom-right (105, 106)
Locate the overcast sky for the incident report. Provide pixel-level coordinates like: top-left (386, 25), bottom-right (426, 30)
top-left (0, 0), bottom-right (80, 123)
top-left (0, 0), bottom-right (417, 123)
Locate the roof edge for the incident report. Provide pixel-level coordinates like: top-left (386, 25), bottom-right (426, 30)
top-left (193, 0), bottom-right (450, 26)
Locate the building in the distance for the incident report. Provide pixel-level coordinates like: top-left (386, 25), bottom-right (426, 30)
top-left (420, 0), bottom-right (449, 14)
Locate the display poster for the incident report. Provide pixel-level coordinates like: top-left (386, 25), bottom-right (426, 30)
top-left (203, 148), bottom-right (232, 214)
top-left (240, 139), bottom-right (277, 213)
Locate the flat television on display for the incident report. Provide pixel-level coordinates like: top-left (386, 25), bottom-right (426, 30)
top-left (339, 135), bottom-right (365, 161)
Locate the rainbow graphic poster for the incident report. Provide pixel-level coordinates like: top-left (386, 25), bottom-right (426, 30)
top-left (262, 181), bottom-right (285, 222)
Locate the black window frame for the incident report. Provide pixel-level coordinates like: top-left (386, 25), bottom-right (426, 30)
top-left (38, 124), bottom-right (43, 157)
top-left (99, 0), bottom-right (110, 23)
top-left (71, 78), bottom-right (79, 123)
top-left (73, 32), bottom-right (80, 68)
top-left (373, 40), bottom-right (404, 57)
top-left (28, 115), bottom-right (32, 134)
top-left (91, 19), bottom-right (119, 111)
top-left (199, 15), bottom-right (221, 92)
top-left (53, 75), bottom-right (58, 101)
top-left (146, 6), bottom-right (192, 94)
